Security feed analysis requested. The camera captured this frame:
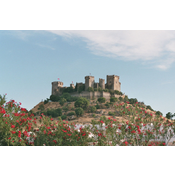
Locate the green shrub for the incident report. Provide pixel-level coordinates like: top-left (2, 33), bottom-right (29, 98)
top-left (114, 90), bottom-right (123, 95)
top-left (94, 88), bottom-right (97, 91)
top-left (103, 89), bottom-right (109, 92)
top-left (75, 107), bottom-right (84, 117)
top-left (129, 98), bottom-right (138, 104)
top-left (61, 115), bottom-right (67, 120)
top-left (38, 104), bottom-right (45, 111)
top-left (74, 97), bottom-right (89, 109)
top-left (87, 87), bottom-right (94, 92)
top-left (62, 106), bottom-right (69, 112)
top-left (98, 97), bottom-right (106, 103)
top-left (90, 106), bottom-right (96, 113)
top-left (67, 112), bottom-right (75, 116)
top-left (71, 107), bottom-right (74, 110)
top-left (110, 97), bottom-right (118, 103)
top-left (95, 104), bottom-right (100, 109)
top-left (97, 87), bottom-right (102, 92)
top-left (146, 105), bottom-right (154, 111)
top-left (78, 84), bottom-right (85, 93)
top-left (123, 96), bottom-right (129, 102)
top-left (108, 111), bottom-right (115, 116)
top-left (59, 98), bottom-right (67, 106)
top-left (156, 111), bottom-right (163, 116)
top-left (119, 97), bottom-right (123, 101)
top-left (50, 95), bottom-right (60, 102)
top-left (92, 114), bottom-right (96, 118)
top-left (44, 98), bottom-right (49, 104)
top-left (105, 102), bottom-right (110, 109)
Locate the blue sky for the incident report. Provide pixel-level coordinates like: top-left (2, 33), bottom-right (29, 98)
top-left (1, 30), bottom-right (175, 116)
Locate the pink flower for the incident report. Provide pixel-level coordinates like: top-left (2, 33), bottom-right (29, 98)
top-left (11, 125), bottom-right (15, 128)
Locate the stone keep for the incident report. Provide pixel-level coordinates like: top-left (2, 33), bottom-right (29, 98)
top-left (106, 75), bottom-right (121, 91)
top-left (52, 81), bottom-right (63, 95)
top-left (85, 76), bottom-right (95, 91)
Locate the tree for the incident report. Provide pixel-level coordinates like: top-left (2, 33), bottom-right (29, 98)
top-left (74, 97), bottom-right (89, 109)
top-left (110, 97), bottom-right (118, 103)
top-left (75, 107), bottom-right (84, 117)
top-left (97, 97), bottom-right (106, 103)
top-left (59, 98), bottom-right (67, 106)
top-left (90, 106), bottom-right (96, 113)
top-left (156, 111), bottom-right (163, 116)
top-left (166, 112), bottom-right (175, 120)
top-left (50, 95), bottom-right (60, 102)
top-left (38, 104), bottom-right (45, 112)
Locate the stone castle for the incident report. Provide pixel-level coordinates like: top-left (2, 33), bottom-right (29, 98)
top-left (51, 75), bottom-right (124, 100)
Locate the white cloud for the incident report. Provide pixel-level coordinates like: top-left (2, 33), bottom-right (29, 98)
top-left (49, 30), bottom-right (175, 70)
top-left (36, 43), bottom-right (55, 50)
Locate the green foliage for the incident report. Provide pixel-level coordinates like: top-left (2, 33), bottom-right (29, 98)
top-left (78, 84), bottom-right (85, 93)
top-left (67, 112), bottom-right (75, 116)
top-left (109, 90), bottom-right (115, 95)
top-left (92, 114), bottom-right (96, 118)
top-left (103, 89), bottom-right (109, 92)
top-left (38, 104), bottom-right (45, 111)
top-left (95, 104), bottom-right (100, 109)
top-left (114, 90), bottom-right (123, 95)
top-left (97, 97), bottom-right (106, 103)
top-left (97, 87), bottom-right (102, 92)
top-left (123, 96), bottom-right (129, 102)
top-left (59, 98), bottom-right (67, 106)
top-left (44, 98), bottom-right (49, 104)
top-left (71, 107), bottom-right (74, 110)
top-left (129, 98), bottom-right (138, 104)
top-left (90, 106), bottom-right (96, 113)
top-left (87, 87), bottom-right (94, 92)
top-left (45, 108), bottom-right (62, 118)
top-left (61, 115), bottom-right (67, 120)
top-left (166, 112), bottom-right (175, 119)
top-left (94, 88), bottom-right (97, 91)
top-left (75, 107), bottom-right (84, 117)
top-left (62, 106), bottom-right (69, 112)
top-left (62, 87), bottom-right (75, 93)
top-left (50, 95), bottom-right (60, 102)
top-left (105, 102), bottom-right (110, 109)
top-left (74, 97), bottom-right (89, 109)
top-left (119, 97), bottom-right (123, 101)
top-left (156, 111), bottom-right (163, 116)
top-left (110, 97), bottom-right (118, 103)
top-left (146, 105), bottom-right (154, 111)
top-left (108, 111), bottom-right (115, 116)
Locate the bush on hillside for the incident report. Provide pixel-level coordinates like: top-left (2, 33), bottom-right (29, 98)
top-left (75, 107), bottom-right (84, 117)
top-left (62, 106), bottom-right (69, 112)
top-left (97, 97), bottom-right (106, 103)
top-left (61, 115), bottom-right (67, 120)
top-left (74, 97), bottom-right (89, 109)
top-left (67, 112), bottom-right (75, 116)
top-left (129, 98), bottom-right (138, 104)
top-left (156, 111), bottom-right (163, 116)
top-left (50, 95), bottom-right (60, 102)
top-left (90, 106), bottom-right (96, 113)
top-left (110, 97), bottom-right (118, 103)
top-left (59, 98), bottom-right (67, 106)
top-left (146, 105), bottom-right (154, 111)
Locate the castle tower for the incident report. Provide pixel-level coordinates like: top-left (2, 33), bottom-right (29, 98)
top-left (51, 81), bottom-right (63, 95)
top-left (106, 75), bottom-right (121, 91)
top-left (70, 83), bottom-right (75, 89)
top-left (85, 76), bottom-right (94, 91)
top-left (99, 78), bottom-right (105, 89)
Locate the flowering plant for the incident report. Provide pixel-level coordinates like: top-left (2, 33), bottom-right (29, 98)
top-left (0, 94), bottom-right (174, 146)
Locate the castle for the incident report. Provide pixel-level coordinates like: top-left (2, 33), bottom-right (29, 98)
top-left (51, 75), bottom-right (124, 100)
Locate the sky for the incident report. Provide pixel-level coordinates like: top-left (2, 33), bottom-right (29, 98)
top-left (1, 30), bottom-right (175, 116)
